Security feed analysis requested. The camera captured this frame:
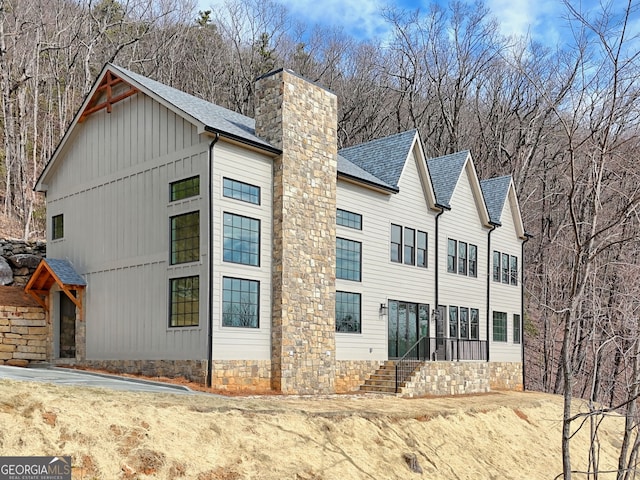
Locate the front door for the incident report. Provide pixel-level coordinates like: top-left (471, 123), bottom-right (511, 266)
top-left (59, 292), bottom-right (76, 359)
top-left (388, 301), bottom-right (429, 358)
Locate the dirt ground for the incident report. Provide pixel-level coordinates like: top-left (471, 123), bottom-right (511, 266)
top-left (0, 379), bottom-right (628, 479)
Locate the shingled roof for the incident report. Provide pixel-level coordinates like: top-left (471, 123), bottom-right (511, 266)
top-left (480, 176), bottom-right (512, 226)
top-left (426, 151), bottom-right (470, 209)
top-left (338, 130), bottom-right (418, 189)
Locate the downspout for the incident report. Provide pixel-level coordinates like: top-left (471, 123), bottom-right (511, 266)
top-left (486, 223), bottom-right (498, 362)
top-left (521, 232), bottom-right (533, 390)
top-left (434, 205), bottom-right (449, 325)
top-left (206, 133), bottom-right (220, 388)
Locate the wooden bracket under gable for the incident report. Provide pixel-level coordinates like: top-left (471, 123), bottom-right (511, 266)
top-left (79, 70), bottom-right (140, 122)
top-left (24, 261), bottom-right (85, 317)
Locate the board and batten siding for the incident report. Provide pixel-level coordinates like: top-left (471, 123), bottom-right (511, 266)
top-left (336, 149), bottom-right (437, 361)
top-left (488, 190), bottom-right (522, 362)
top-left (210, 141), bottom-right (272, 361)
top-left (437, 161), bottom-right (489, 342)
top-left (46, 94), bottom-right (210, 361)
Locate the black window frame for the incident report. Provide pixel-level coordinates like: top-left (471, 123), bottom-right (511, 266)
top-left (223, 177), bottom-right (260, 205)
top-left (169, 276), bottom-right (200, 328)
top-left (447, 239), bottom-right (457, 273)
top-left (404, 227), bottom-right (415, 265)
top-left (222, 277), bottom-right (260, 328)
top-left (391, 224), bottom-right (402, 263)
top-left (493, 251), bottom-right (501, 282)
top-left (417, 231), bottom-right (427, 268)
top-left (52, 214), bottom-right (64, 240)
top-left (468, 244), bottom-right (477, 277)
top-left (336, 237), bottom-right (362, 282)
top-left (337, 209), bottom-right (362, 230)
top-left (513, 313), bottom-right (521, 344)
top-left (335, 291), bottom-right (361, 333)
top-left (459, 307), bottom-right (469, 339)
top-left (470, 308), bottom-right (479, 340)
top-left (502, 253), bottom-right (510, 284)
top-left (170, 176), bottom-right (200, 202)
top-left (449, 305), bottom-right (458, 338)
top-left (510, 255), bottom-right (518, 286)
top-left (170, 211), bottom-right (200, 265)
top-left (493, 311), bottom-right (507, 342)
top-left (458, 241), bottom-right (468, 275)
top-left (222, 212), bottom-right (260, 267)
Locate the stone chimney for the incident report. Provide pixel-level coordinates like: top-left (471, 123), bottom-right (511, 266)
top-left (254, 69), bottom-right (338, 394)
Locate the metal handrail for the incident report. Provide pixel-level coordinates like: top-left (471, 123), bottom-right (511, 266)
top-left (395, 336), bottom-right (429, 392)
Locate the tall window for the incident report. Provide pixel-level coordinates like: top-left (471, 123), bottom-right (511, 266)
top-left (469, 245), bottom-right (477, 277)
top-left (170, 176), bottom-right (199, 201)
top-left (458, 241), bottom-right (468, 275)
top-left (337, 209), bottom-right (362, 230)
top-left (447, 239), bottom-right (457, 273)
top-left (449, 306), bottom-right (458, 338)
top-left (510, 255), bottom-right (518, 285)
top-left (513, 314), bottom-right (521, 344)
top-left (459, 307), bottom-right (469, 339)
top-left (223, 177), bottom-right (260, 205)
top-left (170, 212), bottom-right (199, 264)
top-left (502, 253), bottom-right (510, 283)
top-left (404, 227), bottom-right (415, 265)
top-left (169, 276), bottom-right (199, 327)
top-left (223, 213), bottom-right (260, 266)
top-left (222, 277), bottom-right (259, 328)
top-left (493, 311), bottom-right (507, 342)
top-left (417, 231), bottom-right (427, 268)
top-left (52, 214), bottom-right (64, 240)
top-left (391, 224), bottom-right (402, 263)
top-left (493, 251), bottom-right (501, 282)
top-left (470, 308), bottom-right (479, 340)
top-left (336, 238), bottom-right (361, 281)
top-left (336, 291), bottom-right (361, 333)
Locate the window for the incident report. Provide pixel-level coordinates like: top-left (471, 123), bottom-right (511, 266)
top-left (493, 251), bottom-right (501, 282)
top-left (417, 231), bottom-right (427, 268)
top-left (449, 306), bottom-right (458, 338)
top-left (222, 277), bottom-right (259, 328)
top-left (510, 255), bottom-right (518, 285)
top-left (459, 307), bottom-right (469, 339)
top-left (458, 241), bottom-right (468, 275)
top-left (169, 276), bottom-right (199, 327)
top-left (470, 308), bottom-right (479, 340)
top-left (170, 176), bottom-right (199, 201)
top-left (223, 213), bottom-right (260, 266)
top-left (223, 177), bottom-right (260, 205)
top-left (391, 224), bottom-right (402, 263)
top-left (336, 238), bottom-right (361, 281)
top-left (404, 228), bottom-right (415, 265)
top-left (170, 212), bottom-right (199, 264)
top-left (52, 214), bottom-right (64, 240)
top-left (336, 291), bottom-right (361, 333)
top-left (513, 314), bottom-right (521, 344)
top-left (502, 253), bottom-right (510, 283)
top-left (337, 209), bottom-right (362, 230)
top-left (493, 311), bottom-right (507, 342)
top-left (469, 244), bottom-right (477, 277)
top-left (447, 239), bottom-right (457, 273)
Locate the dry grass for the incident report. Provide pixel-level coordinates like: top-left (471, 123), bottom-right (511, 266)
top-left (0, 380), bottom-right (627, 479)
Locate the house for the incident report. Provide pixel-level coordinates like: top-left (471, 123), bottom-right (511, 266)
top-left (26, 64), bottom-right (528, 395)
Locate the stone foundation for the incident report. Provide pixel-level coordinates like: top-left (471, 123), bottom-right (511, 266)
top-left (210, 360), bottom-right (272, 392)
top-left (0, 287), bottom-right (47, 366)
top-left (335, 360), bottom-right (381, 393)
top-left (77, 359), bottom-right (207, 384)
top-left (400, 362), bottom-right (491, 397)
top-left (489, 362), bottom-right (523, 391)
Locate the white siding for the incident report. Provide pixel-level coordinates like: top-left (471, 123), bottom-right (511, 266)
top-left (336, 149), bottom-right (436, 361)
top-left (489, 188), bottom-right (523, 362)
top-left (438, 162), bottom-right (489, 342)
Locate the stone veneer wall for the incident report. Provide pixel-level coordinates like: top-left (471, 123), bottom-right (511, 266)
top-left (489, 362), bottom-right (523, 391)
top-left (400, 362), bottom-right (491, 397)
top-left (335, 360), bottom-right (381, 393)
top-left (210, 360), bottom-right (271, 392)
top-left (77, 360), bottom-right (207, 384)
top-left (255, 69), bottom-right (338, 395)
top-left (0, 287), bottom-right (47, 366)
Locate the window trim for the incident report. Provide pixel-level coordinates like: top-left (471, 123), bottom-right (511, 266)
top-left (337, 208), bottom-right (362, 230)
top-left (169, 276), bottom-right (200, 328)
top-left (513, 313), bottom-right (521, 344)
top-left (510, 255), bottom-right (518, 286)
top-left (52, 214), bottom-right (64, 240)
top-left (170, 175), bottom-right (200, 202)
top-left (447, 239), bottom-right (457, 273)
top-left (335, 291), bottom-right (362, 334)
top-left (502, 253), bottom-right (510, 284)
top-left (336, 237), bottom-right (362, 282)
top-left (417, 231), bottom-right (427, 268)
top-left (470, 308), bottom-right (479, 340)
top-left (458, 241), bottom-right (468, 275)
top-left (222, 212), bottom-right (261, 267)
top-left (404, 227), bottom-right (415, 266)
top-left (492, 311), bottom-right (507, 342)
top-left (222, 177), bottom-right (261, 205)
top-left (391, 224), bottom-right (402, 263)
top-left (468, 244), bottom-right (477, 277)
top-left (222, 276), bottom-right (260, 328)
top-left (493, 251), bottom-right (501, 282)
top-left (449, 305), bottom-right (458, 338)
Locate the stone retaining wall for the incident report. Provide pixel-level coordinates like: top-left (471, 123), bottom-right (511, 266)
top-left (400, 361), bottom-right (491, 397)
top-left (0, 287), bottom-right (47, 366)
top-left (489, 362), bottom-right (523, 391)
top-left (335, 360), bottom-right (381, 393)
top-left (0, 239), bottom-right (46, 286)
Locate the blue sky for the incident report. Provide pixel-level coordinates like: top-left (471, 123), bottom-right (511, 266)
top-left (196, 0), bottom-right (613, 47)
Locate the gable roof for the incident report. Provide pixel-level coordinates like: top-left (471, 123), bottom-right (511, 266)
top-left (480, 176), bottom-right (512, 225)
top-left (337, 155), bottom-right (398, 192)
top-left (338, 130), bottom-right (418, 189)
top-left (24, 259), bottom-right (86, 312)
top-left (426, 151), bottom-right (470, 209)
